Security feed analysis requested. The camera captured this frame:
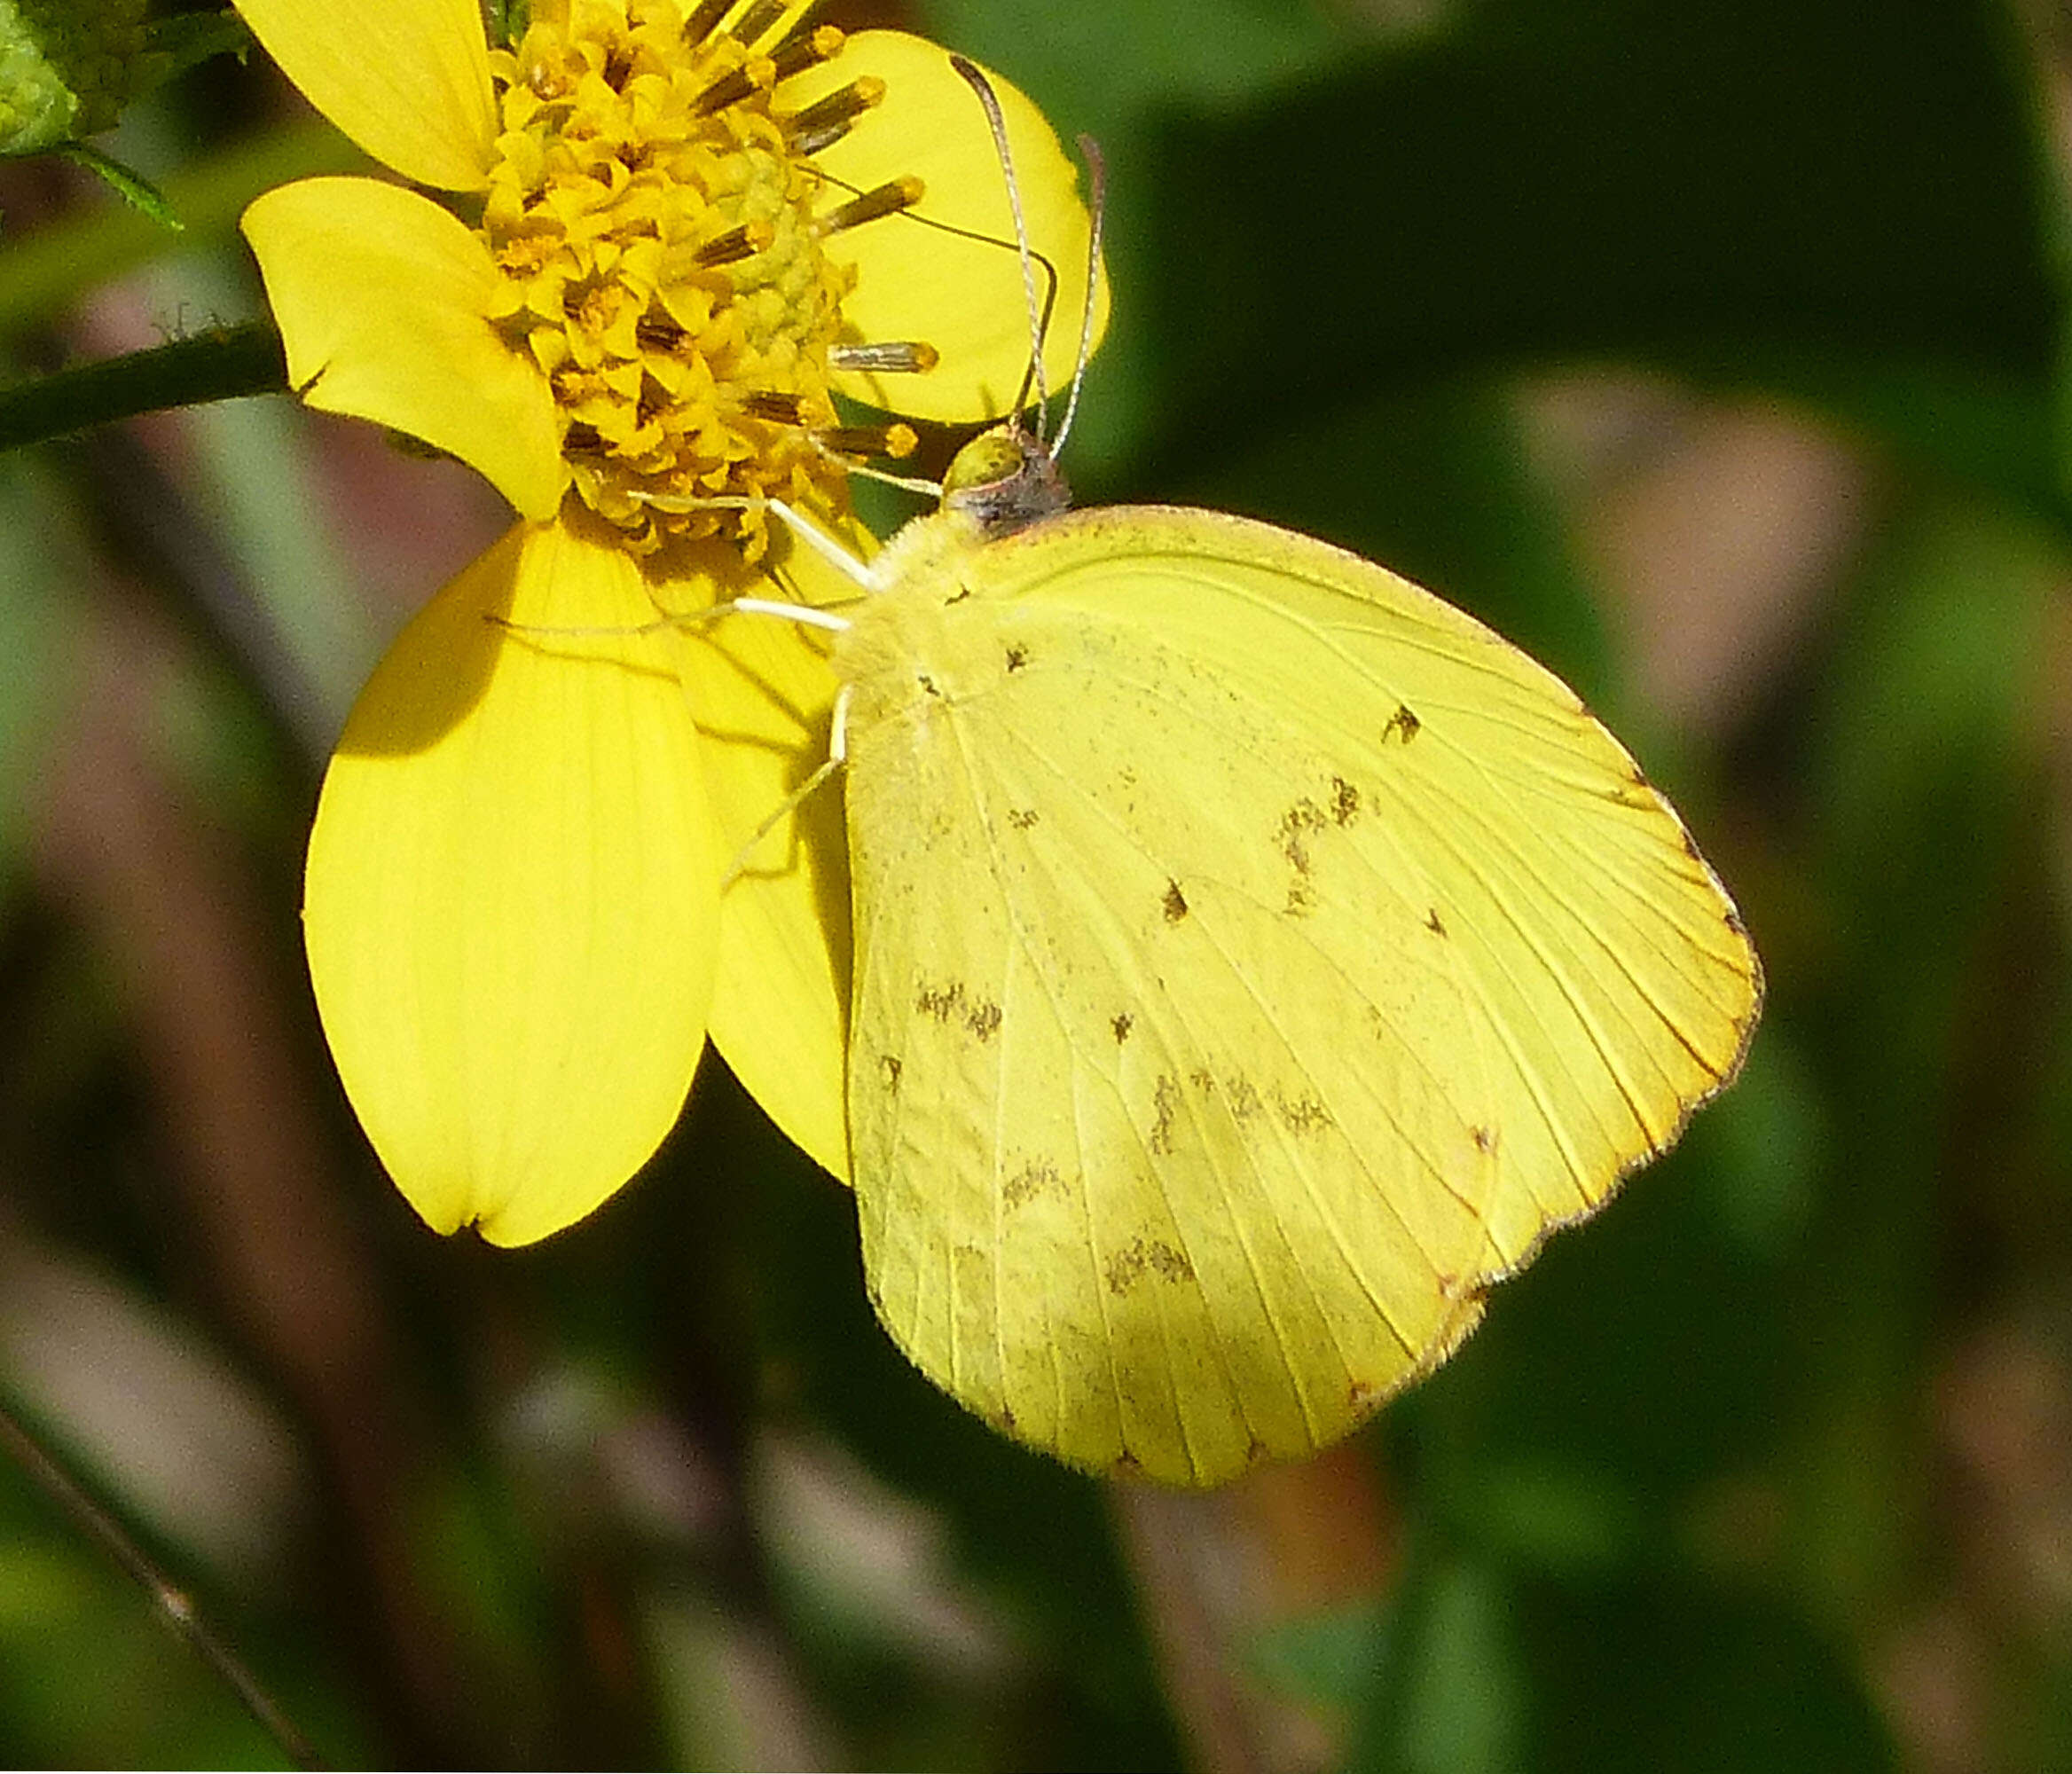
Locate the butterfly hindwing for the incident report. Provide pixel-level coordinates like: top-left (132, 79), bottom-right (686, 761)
top-left (836, 505), bottom-right (1759, 1484)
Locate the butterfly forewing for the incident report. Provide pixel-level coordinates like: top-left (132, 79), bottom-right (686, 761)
top-left (835, 505), bottom-right (1759, 1485)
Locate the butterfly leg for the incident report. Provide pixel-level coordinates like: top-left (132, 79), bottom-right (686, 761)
top-left (719, 682), bottom-right (853, 889)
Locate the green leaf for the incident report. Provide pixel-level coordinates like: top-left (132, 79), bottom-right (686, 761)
top-left (51, 141), bottom-right (180, 229)
top-left (142, 8), bottom-right (252, 83)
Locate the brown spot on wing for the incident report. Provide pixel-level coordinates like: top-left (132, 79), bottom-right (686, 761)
top-left (1105, 1236), bottom-right (1197, 1295)
top-left (1381, 704), bottom-right (1421, 744)
top-left (915, 981), bottom-right (1001, 1041)
top-left (1277, 1092), bottom-right (1335, 1134)
top-left (1276, 797), bottom-right (1330, 872)
top-left (1006, 807), bottom-right (1039, 829)
top-left (1332, 776), bottom-right (1361, 824)
top-left (879, 1055), bottom-right (902, 1091)
top-left (1149, 1075), bottom-right (1181, 1155)
top-left (916, 981), bottom-right (965, 1022)
top-left (1163, 881), bottom-right (1189, 922)
top-left (1425, 907), bottom-right (1448, 937)
top-left (1005, 643), bottom-right (1030, 671)
top-left (1002, 1158), bottom-right (1062, 1207)
top-left (1111, 1012), bottom-right (1134, 1043)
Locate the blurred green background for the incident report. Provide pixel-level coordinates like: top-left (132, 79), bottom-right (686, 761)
top-left (4, 0), bottom-right (2069, 1766)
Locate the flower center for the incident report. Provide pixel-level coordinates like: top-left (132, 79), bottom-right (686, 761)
top-left (482, 0), bottom-right (909, 554)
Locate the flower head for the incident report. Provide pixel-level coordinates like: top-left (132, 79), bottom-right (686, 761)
top-left (236, 0), bottom-right (1105, 1242)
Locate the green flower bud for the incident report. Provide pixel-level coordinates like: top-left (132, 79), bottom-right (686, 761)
top-left (1, 0), bottom-right (162, 154)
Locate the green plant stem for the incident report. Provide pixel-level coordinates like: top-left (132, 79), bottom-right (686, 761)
top-left (0, 323), bottom-right (286, 452)
top-left (0, 1393), bottom-right (326, 1770)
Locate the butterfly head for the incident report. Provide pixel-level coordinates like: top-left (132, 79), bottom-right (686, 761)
top-left (940, 423), bottom-right (1073, 538)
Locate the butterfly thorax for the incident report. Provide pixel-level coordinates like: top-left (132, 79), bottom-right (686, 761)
top-left (834, 423), bottom-right (1071, 690)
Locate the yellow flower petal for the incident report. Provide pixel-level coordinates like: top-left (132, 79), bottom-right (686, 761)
top-left (795, 32), bottom-right (1110, 422)
top-left (244, 177), bottom-right (564, 521)
top-left (653, 534), bottom-right (858, 1184)
top-left (305, 516), bottom-right (719, 1247)
top-left (235, 0), bottom-right (497, 192)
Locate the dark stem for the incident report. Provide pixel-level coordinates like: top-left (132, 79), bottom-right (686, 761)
top-left (0, 1392), bottom-right (327, 1770)
top-left (0, 323), bottom-right (288, 454)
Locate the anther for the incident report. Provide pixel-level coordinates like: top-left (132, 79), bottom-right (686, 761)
top-left (831, 341), bottom-right (940, 374)
top-left (730, 0), bottom-right (786, 45)
top-left (681, 0), bottom-right (731, 43)
top-left (817, 176), bottom-right (924, 237)
top-left (742, 391), bottom-right (809, 425)
top-left (695, 219), bottom-right (775, 266)
top-left (694, 57), bottom-right (773, 114)
top-left (771, 24), bottom-right (843, 80)
top-left (817, 423), bottom-right (919, 459)
top-left (781, 76), bottom-right (883, 153)
top-left (636, 314), bottom-right (687, 351)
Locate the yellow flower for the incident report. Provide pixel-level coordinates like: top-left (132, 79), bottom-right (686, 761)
top-left (236, 0), bottom-right (1106, 1244)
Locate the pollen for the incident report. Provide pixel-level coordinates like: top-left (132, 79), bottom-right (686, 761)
top-left (481, 0), bottom-right (881, 555)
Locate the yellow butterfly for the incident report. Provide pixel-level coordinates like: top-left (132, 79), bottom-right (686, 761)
top-left (804, 422), bottom-right (1762, 1486)
top-left (693, 57), bottom-right (1760, 1485)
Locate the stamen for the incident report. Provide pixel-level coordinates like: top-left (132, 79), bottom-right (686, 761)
top-left (817, 423), bottom-right (918, 459)
top-left (770, 24), bottom-right (843, 80)
top-left (695, 219), bottom-right (775, 265)
top-left (818, 177), bottom-right (924, 237)
top-left (680, 0), bottom-right (731, 43)
top-left (694, 57), bottom-right (773, 114)
top-left (831, 341), bottom-right (940, 373)
top-left (770, 9), bottom-right (828, 59)
top-left (730, 0), bottom-right (786, 45)
top-left (781, 76), bottom-right (883, 153)
top-left (742, 391), bottom-right (809, 425)
top-left (637, 314), bottom-right (687, 351)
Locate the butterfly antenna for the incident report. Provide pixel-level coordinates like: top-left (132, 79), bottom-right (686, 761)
top-left (1049, 132), bottom-right (1105, 458)
top-left (949, 53), bottom-right (1050, 440)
